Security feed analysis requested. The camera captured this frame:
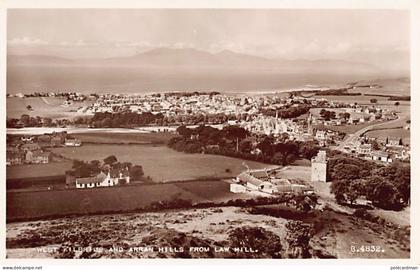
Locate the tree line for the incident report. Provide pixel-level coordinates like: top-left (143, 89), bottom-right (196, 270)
top-left (168, 125), bottom-right (320, 166)
top-left (328, 154), bottom-right (410, 210)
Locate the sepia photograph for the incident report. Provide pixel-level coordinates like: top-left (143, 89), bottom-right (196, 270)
top-left (2, 3), bottom-right (417, 265)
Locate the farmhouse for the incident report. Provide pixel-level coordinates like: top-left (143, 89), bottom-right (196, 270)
top-left (25, 150), bottom-right (52, 164)
top-left (6, 150), bottom-right (25, 166)
top-left (357, 144), bottom-right (372, 156)
top-left (230, 183), bottom-right (246, 193)
top-left (75, 170), bottom-right (130, 189)
top-left (237, 171), bottom-right (278, 194)
top-left (371, 151), bottom-right (392, 163)
top-left (76, 172), bottom-right (109, 188)
top-left (65, 138), bottom-right (82, 147)
top-left (21, 143), bottom-right (41, 152)
top-left (387, 137), bottom-right (402, 147)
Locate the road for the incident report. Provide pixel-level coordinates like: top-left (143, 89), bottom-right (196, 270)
top-left (334, 116), bottom-right (402, 151)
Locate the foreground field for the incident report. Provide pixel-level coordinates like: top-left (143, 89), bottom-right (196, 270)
top-left (6, 205), bottom-right (410, 259)
top-left (6, 180), bottom-right (251, 222)
top-left (48, 145), bottom-right (273, 182)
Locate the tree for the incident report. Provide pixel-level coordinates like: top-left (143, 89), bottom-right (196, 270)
top-left (72, 160), bottom-right (100, 178)
top-left (271, 152), bottom-right (286, 165)
top-left (371, 140), bottom-right (380, 150)
top-left (129, 165), bottom-right (144, 181)
top-left (346, 179), bottom-right (366, 205)
top-left (368, 179), bottom-right (402, 210)
top-left (177, 125), bottom-right (193, 137)
top-left (338, 112), bottom-right (350, 120)
top-left (101, 117), bottom-right (113, 128)
top-left (285, 221), bottom-right (313, 258)
top-left (330, 179), bottom-right (348, 203)
top-left (20, 114), bottom-right (31, 126)
top-left (285, 153), bottom-right (298, 165)
top-left (103, 155), bottom-right (118, 165)
top-left (227, 226), bottom-right (283, 258)
top-left (370, 98), bottom-right (378, 104)
top-left (330, 164), bottom-right (360, 181)
top-left (239, 139), bottom-right (253, 153)
top-left (42, 117), bottom-right (53, 127)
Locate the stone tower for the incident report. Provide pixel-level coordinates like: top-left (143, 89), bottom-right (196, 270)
top-left (307, 112), bottom-right (314, 136)
top-left (311, 150), bottom-right (327, 182)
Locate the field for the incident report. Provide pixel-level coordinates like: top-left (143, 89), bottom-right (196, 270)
top-left (7, 97), bottom-right (93, 119)
top-left (6, 180), bottom-right (250, 222)
top-left (275, 165), bottom-right (311, 181)
top-left (315, 122), bottom-right (379, 135)
top-left (174, 180), bottom-right (251, 203)
top-left (317, 94), bottom-right (410, 106)
top-left (365, 128), bottom-right (410, 145)
top-left (7, 162), bottom-right (73, 180)
top-left (348, 77), bottom-right (410, 96)
top-left (48, 145), bottom-right (273, 182)
top-left (71, 132), bottom-right (176, 145)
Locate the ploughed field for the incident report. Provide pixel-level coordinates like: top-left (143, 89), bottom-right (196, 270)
top-left (47, 144), bottom-right (272, 182)
top-left (7, 180), bottom-right (252, 222)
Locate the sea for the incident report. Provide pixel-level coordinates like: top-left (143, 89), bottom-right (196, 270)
top-left (6, 65), bottom-right (382, 95)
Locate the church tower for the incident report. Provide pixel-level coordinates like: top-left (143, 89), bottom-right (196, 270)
top-left (307, 112), bottom-right (314, 135)
top-left (311, 150), bottom-right (328, 182)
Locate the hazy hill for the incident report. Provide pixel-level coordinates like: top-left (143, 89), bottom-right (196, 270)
top-left (8, 48), bottom-right (380, 74)
top-left (7, 48), bottom-right (409, 93)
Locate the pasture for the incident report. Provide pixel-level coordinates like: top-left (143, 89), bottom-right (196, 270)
top-left (48, 145), bottom-right (272, 182)
top-left (7, 161), bottom-right (73, 180)
top-left (71, 132), bottom-right (175, 145)
top-left (7, 97), bottom-right (93, 119)
top-left (365, 128), bottom-right (410, 145)
top-left (6, 179), bottom-right (248, 222)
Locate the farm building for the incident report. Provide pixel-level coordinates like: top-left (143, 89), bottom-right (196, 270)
top-left (357, 144), bottom-right (372, 156)
top-left (64, 138), bottom-right (82, 147)
top-left (76, 172), bottom-right (109, 189)
top-left (24, 150), bottom-right (51, 164)
top-left (236, 171), bottom-right (278, 194)
top-left (230, 183), bottom-right (246, 193)
top-left (75, 170), bottom-right (130, 189)
top-left (6, 150), bottom-right (25, 166)
top-left (371, 151), bottom-right (392, 163)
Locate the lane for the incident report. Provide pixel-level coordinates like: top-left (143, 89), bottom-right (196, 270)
top-left (334, 116), bottom-right (402, 151)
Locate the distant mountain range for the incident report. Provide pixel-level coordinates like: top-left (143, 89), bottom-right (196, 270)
top-left (8, 47), bottom-right (385, 75)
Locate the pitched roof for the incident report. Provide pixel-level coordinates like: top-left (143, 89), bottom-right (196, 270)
top-left (238, 172), bottom-right (263, 187)
top-left (21, 143), bottom-right (40, 151)
top-left (76, 171), bottom-right (107, 184)
top-left (372, 151), bottom-right (389, 158)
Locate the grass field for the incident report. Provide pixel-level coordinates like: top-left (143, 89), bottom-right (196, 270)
top-left (315, 122), bottom-right (379, 135)
top-left (365, 128), bottom-right (410, 145)
top-left (48, 145), bottom-right (272, 182)
top-left (7, 162), bottom-right (73, 180)
top-left (174, 180), bottom-right (250, 202)
top-left (71, 132), bottom-right (176, 145)
top-left (7, 97), bottom-right (93, 119)
top-left (6, 180), bottom-right (249, 222)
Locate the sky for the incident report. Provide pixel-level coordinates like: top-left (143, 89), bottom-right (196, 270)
top-left (7, 9), bottom-right (410, 61)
